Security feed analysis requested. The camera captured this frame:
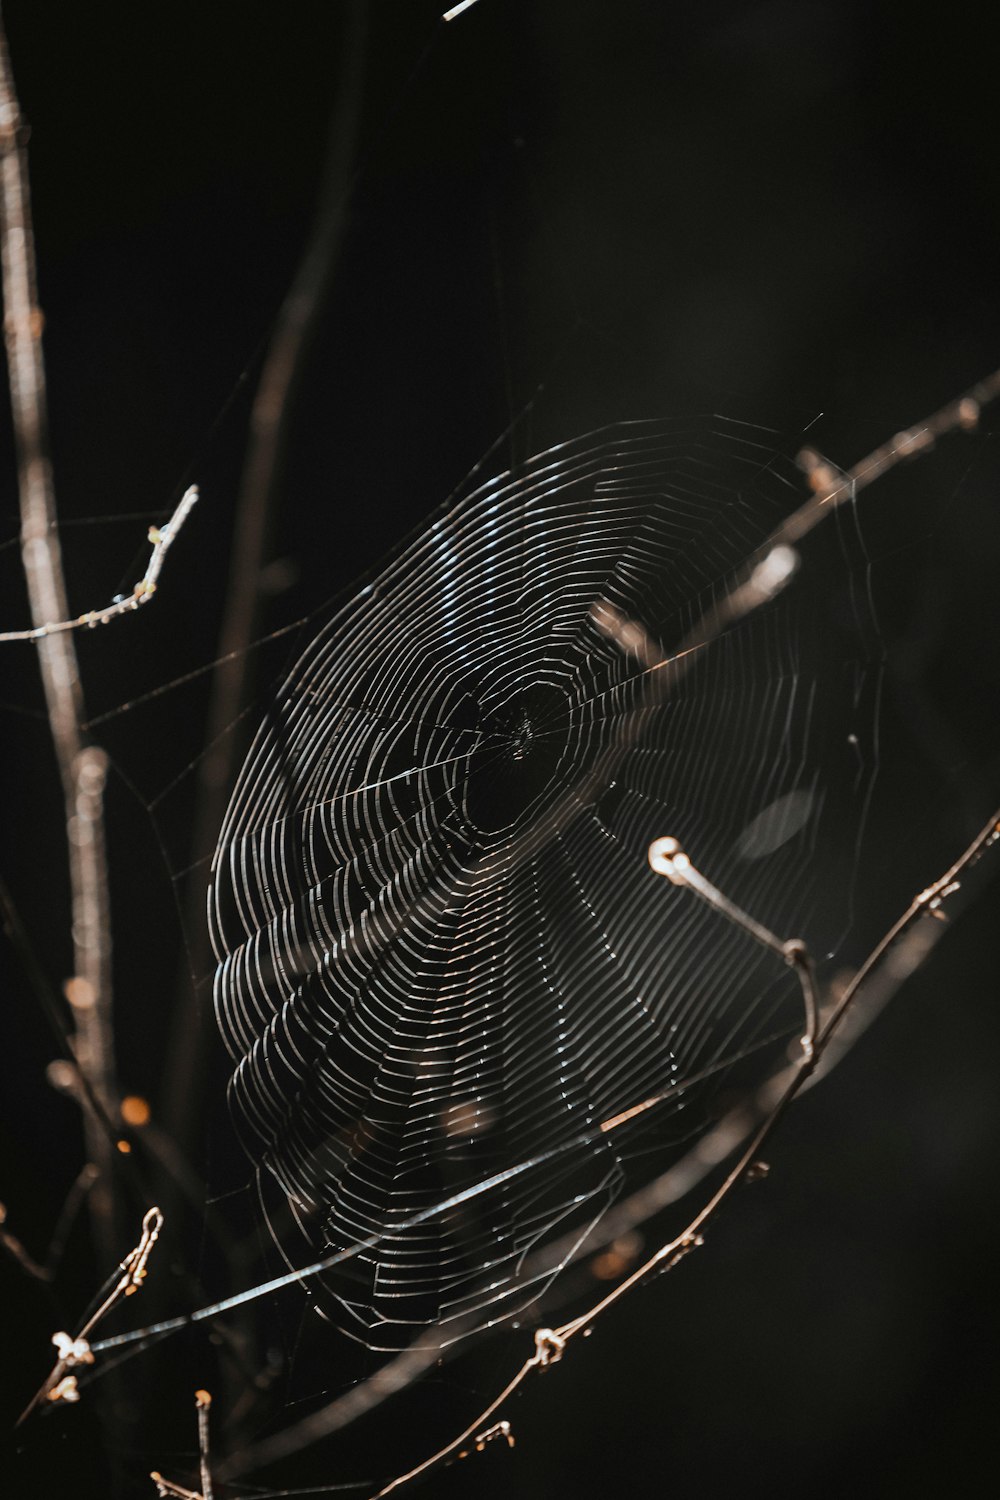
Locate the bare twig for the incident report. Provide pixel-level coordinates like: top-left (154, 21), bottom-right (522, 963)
top-left (498, 368), bottom-right (1000, 886)
top-left (648, 836), bottom-right (820, 1055)
top-left (196, 1390), bottom-right (214, 1500)
top-left (150, 1474), bottom-right (202, 1500)
top-left (208, 812), bottom-right (1000, 1489)
top-left (361, 806), bottom-right (1000, 1495)
top-left (0, 486), bottom-right (198, 641)
top-left (0, 16), bottom-right (118, 1262)
top-left (17, 1206), bottom-right (164, 1427)
top-left (147, 1389), bottom-right (214, 1500)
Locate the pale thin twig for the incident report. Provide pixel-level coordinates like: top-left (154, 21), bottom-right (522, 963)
top-left (648, 835), bottom-right (820, 1054)
top-left (508, 367), bottom-right (1000, 883)
top-left (147, 1388), bottom-right (214, 1500)
top-left (558, 809), bottom-right (1000, 1337)
top-left (0, 486), bottom-right (198, 642)
top-left (151, 1474), bottom-right (202, 1500)
top-left (197, 1390), bottom-right (214, 1500)
top-left (16, 1206), bottom-right (164, 1427)
top-left (214, 803), bottom-right (999, 1489)
top-left (361, 805), bottom-right (1000, 1495)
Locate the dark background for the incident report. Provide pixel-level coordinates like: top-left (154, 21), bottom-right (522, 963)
top-left (1, 2), bottom-right (999, 1497)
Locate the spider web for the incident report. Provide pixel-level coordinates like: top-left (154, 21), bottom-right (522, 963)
top-left (3, 5), bottom-right (1000, 1496)
top-left (208, 412), bottom-right (882, 1352)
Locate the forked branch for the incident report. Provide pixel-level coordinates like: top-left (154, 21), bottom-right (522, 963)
top-left (17, 1207), bottom-right (163, 1427)
top-left (149, 1389), bottom-right (214, 1500)
top-left (648, 835), bottom-right (821, 1055)
top-left (364, 803), bottom-right (999, 1496)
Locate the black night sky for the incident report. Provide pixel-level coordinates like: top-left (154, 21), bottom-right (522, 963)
top-left (2, 3), bottom-right (999, 1498)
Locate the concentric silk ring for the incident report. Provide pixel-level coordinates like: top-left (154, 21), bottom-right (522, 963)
top-left (209, 416), bottom-right (882, 1350)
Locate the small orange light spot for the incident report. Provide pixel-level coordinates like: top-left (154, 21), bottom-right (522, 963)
top-left (120, 1095), bottom-right (151, 1127)
top-left (64, 976), bottom-right (96, 1010)
top-left (116, 1139), bottom-right (132, 1154)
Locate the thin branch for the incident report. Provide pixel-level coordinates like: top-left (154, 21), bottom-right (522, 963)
top-left (196, 1389), bottom-right (214, 1500)
top-left (0, 486), bottom-right (198, 641)
top-left (0, 15), bottom-right (119, 1263)
top-left (648, 835), bottom-right (820, 1054)
top-left (147, 1389), bottom-right (214, 1500)
top-left (504, 366), bottom-right (1000, 886)
top-left (151, 1475), bottom-right (202, 1500)
top-left (361, 806), bottom-right (1000, 1496)
top-left (211, 808), bottom-right (1000, 1488)
top-left (96, 785), bottom-right (998, 1472)
top-left (17, 1207), bottom-right (163, 1427)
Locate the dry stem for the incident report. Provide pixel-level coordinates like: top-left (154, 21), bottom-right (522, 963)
top-left (0, 486), bottom-right (198, 641)
top-left (0, 16), bottom-right (118, 1261)
top-left (366, 806), bottom-right (1000, 1495)
top-left (17, 1207), bottom-right (163, 1427)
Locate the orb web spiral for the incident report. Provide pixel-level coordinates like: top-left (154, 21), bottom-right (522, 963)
top-left (209, 416), bottom-right (882, 1350)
